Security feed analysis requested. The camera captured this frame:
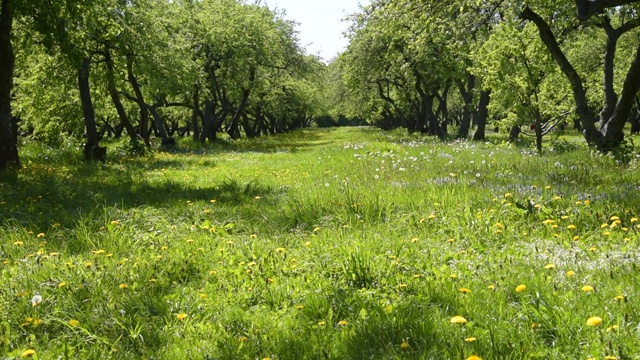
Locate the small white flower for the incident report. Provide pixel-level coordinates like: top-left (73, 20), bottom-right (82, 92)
top-left (31, 295), bottom-right (42, 306)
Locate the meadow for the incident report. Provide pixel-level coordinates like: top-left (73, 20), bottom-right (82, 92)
top-left (1, 127), bottom-right (639, 359)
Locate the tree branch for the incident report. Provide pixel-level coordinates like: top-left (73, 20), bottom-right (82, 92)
top-left (575, 0), bottom-right (640, 21)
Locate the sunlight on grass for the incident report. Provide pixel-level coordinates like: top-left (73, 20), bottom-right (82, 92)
top-left (1, 128), bottom-right (639, 358)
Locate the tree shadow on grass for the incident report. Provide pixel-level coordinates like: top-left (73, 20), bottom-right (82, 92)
top-left (0, 161), bottom-right (280, 228)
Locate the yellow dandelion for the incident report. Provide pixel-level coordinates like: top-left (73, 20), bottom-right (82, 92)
top-left (467, 356), bottom-right (482, 360)
top-left (495, 223), bottom-right (504, 230)
top-left (15, 291), bottom-right (29, 297)
top-left (449, 274), bottom-right (457, 279)
top-left (318, 321), bottom-right (326, 326)
top-left (542, 219), bottom-right (555, 225)
top-left (450, 316), bottom-right (467, 324)
top-left (487, 284), bottom-right (496, 290)
top-left (515, 284), bottom-right (527, 293)
top-left (582, 285), bottom-right (594, 293)
top-left (400, 341), bottom-right (410, 350)
top-left (465, 337), bottom-right (477, 343)
top-left (631, 217), bottom-right (638, 223)
top-left (586, 316), bottom-right (602, 327)
top-left (566, 271), bottom-right (575, 277)
top-left (37, 233), bottom-right (45, 238)
top-left (176, 313), bottom-right (188, 320)
top-left (91, 249), bottom-right (105, 254)
top-left (118, 284), bottom-right (129, 290)
top-left (58, 282), bottom-right (66, 288)
top-left (110, 220), bottom-right (119, 225)
top-left (296, 305), bottom-right (304, 310)
top-left (606, 325), bottom-right (619, 332)
top-left (601, 223), bottom-right (609, 229)
top-left (567, 224), bottom-right (577, 230)
top-left (614, 295), bottom-right (625, 302)
top-left (149, 278), bottom-right (157, 283)
top-left (337, 320), bottom-right (348, 326)
top-left (250, 234), bottom-right (257, 239)
top-left (544, 264), bottom-right (556, 270)
top-left (399, 283), bottom-right (408, 288)
top-left (459, 288), bottom-right (472, 294)
top-left (604, 356), bottom-right (618, 360)
top-left (275, 247), bottom-right (286, 253)
top-left (20, 349), bottom-right (36, 358)
top-left (69, 319), bottom-right (79, 326)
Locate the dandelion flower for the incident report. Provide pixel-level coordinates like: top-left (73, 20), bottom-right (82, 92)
top-left (604, 356), bottom-right (618, 360)
top-left (110, 220), bottom-right (119, 225)
top-left (606, 325), bottom-right (619, 332)
top-left (465, 337), bottom-right (477, 343)
top-left (30, 295), bottom-right (42, 306)
top-left (14, 241), bottom-right (23, 246)
top-left (544, 264), bottom-right (556, 270)
top-left (318, 321), bottom-right (326, 326)
top-left (631, 217), bottom-right (638, 223)
top-left (450, 316), bottom-right (467, 324)
top-left (20, 349), bottom-right (36, 358)
top-left (566, 271), bottom-right (575, 277)
top-left (296, 305), bottom-right (304, 310)
top-left (459, 288), bottom-right (472, 294)
top-left (567, 224), bottom-right (577, 230)
top-left (37, 233), bottom-right (45, 238)
top-left (176, 313), bottom-right (188, 320)
top-left (69, 319), bottom-right (79, 326)
top-left (337, 320), bottom-right (348, 326)
top-left (467, 356), bottom-right (482, 360)
top-left (515, 284), bottom-right (527, 293)
top-left (275, 247), bottom-right (286, 253)
top-left (58, 282), bottom-right (66, 288)
top-left (582, 285), bottom-right (594, 293)
top-left (118, 284), bottom-right (129, 290)
top-left (400, 341), bottom-right (410, 350)
top-left (614, 295), bottom-right (625, 302)
top-left (586, 316), bottom-right (602, 327)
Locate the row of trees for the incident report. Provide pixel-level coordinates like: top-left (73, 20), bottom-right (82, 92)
top-left (330, 0), bottom-right (640, 153)
top-left (0, 0), bottom-right (327, 169)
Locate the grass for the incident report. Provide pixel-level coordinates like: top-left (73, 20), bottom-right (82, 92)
top-left (1, 127), bottom-right (640, 359)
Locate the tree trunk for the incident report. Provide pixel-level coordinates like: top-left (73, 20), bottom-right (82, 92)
top-left (78, 57), bottom-right (105, 162)
top-left (0, 0), bottom-right (19, 170)
top-left (473, 90), bottom-right (490, 141)
top-left (456, 76), bottom-right (475, 139)
top-left (201, 98), bottom-right (217, 142)
top-left (126, 54), bottom-right (151, 147)
top-left (509, 125), bottom-right (521, 142)
top-left (148, 102), bottom-right (173, 146)
top-left (522, 6), bottom-right (640, 151)
top-left (191, 85), bottom-right (201, 142)
top-left (105, 49), bottom-right (138, 144)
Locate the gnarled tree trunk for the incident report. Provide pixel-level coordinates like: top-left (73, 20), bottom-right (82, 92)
top-left (0, 0), bottom-right (19, 170)
top-left (78, 57), bottom-right (105, 161)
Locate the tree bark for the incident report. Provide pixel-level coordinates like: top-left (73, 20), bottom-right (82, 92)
top-left (457, 76), bottom-right (475, 139)
top-left (126, 54), bottom-right (151, 147)
top-left (78, 57), bottom-right (105, 161)
top-left (473, 90), bottom-right (490, 141)
top-left (0, 0), bottom-right (19, 170)
top-left (191, 85), bottom-right (201, 142)
top-left (575, 0), bottom-right (639, 21)
top-left (148, 101), bottom-right (173, 146)
top-left (105, 49), bottom-right (138, 144)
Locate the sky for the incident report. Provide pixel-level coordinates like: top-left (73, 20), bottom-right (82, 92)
top-left (268, 0), bottom-right (370, 62)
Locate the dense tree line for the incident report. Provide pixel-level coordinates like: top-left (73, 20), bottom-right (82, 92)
top-left (2, 0), bottom-right (640, 170)
top-left (0, 0), bottom-right (327, 168)
top-left (333, 0), bottom-right (640, 153)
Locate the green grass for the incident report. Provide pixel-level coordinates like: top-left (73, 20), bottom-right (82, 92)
top-left (1, 127), bottom-right (640, 359)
